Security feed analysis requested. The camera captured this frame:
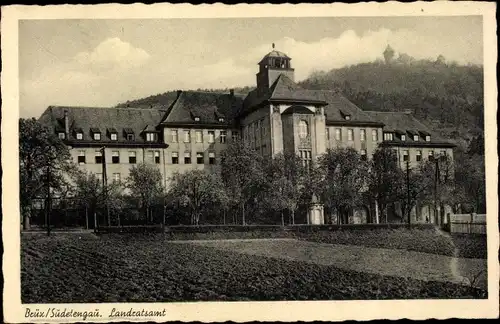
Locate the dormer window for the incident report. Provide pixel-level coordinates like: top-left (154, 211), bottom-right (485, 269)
top-left (413, 135), bottom-right (419, 141)
top-left (73, 127), bottom-right (83, 140)
top-left (218, 117), bottom-right (225, 122)
top-left (383, 132), bottom-right (394, 141)
top-left (146, 132), bottom-right (157, 142)
top-left (107, 128), bottom-right (118, 141)
top-left (426, 135), bottom-right (431, 142)
top-left (339, 110), bottom-right (351, 121)
top-left (124, 128), bottom-right (135, 141)
top-left (194, 117), bottom-right (200, 122)
top-left (90, 128), bottom-right (101, 140)
top-left (58, 132), bottom-right (66, 140)
top-left (401, 135), bottom-right (406, 141)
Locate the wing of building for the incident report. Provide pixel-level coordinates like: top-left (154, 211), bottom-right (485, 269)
top-left (38, 48), bottom-right (456, 224)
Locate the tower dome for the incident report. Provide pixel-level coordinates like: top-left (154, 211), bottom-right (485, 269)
top-left (256, 44), bottom-right (295, 88)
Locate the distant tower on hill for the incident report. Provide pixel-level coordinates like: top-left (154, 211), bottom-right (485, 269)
top-left (383, 44), bottom-right (395, 64)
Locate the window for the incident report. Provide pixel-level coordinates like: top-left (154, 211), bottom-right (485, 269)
top-left (146, 133), bottom-right (156, 142)
top-left (171, 152), bottom-right (179, 164)
top-left (345, 115), bottom-right (351, 121)
top-left (184, 152), bottom-right (191, 164)
top-left (299, 150), bottom-right (312, 168)
top-left (384, 133), bottom-right (394, 141)
top-left (195, 130), bottom-right (203, 143)
top-left (76, 132), bottom-right (83, 140)
top-left (58, 132), bottom-right (66, 139)
top-left (194, 117), bottom-right (200, 122)
top-left (401, 134), bottom-right (406, 141)
top-left (154, 151), bottom-right (160, 164)
top-left (220, 130), bottom-right (227, 144)
top-left (93, 133), bottom-right (101, 140)
top-left (428, 151), bottom-right (435, 161)
top-left (111, 151), bottom-right (119, 164)
top-left (129, 151), bottom-right (136, 164)
top-left (335, 128), bottom-right (342, 141)
top-left (218, 118), bottom-right (224, 122)
top-left (231, 131), bottom-right (239, 142)
top-left (425, 135), bottom-right (431, 142)
top-left (413, 135), bottom-right (419, 142)
top-left (403, 150), bottom-right (409, 162)
top-left (127, 133), bottom-right (135, 141)
top-left (416, 150), bottom-right (422, 162)
top-left (148, 151), bottom-right (154, 163)
top-left (347, 129), bottom-right (354, 141)
top-left (372, 129), bottom-right (378, 142)
top-left (112, 173), bottom-right (121, 183)
top-left (183, 130), bottom-right (191, 143)
top-left (77, 151), bottom-right (86, 164)
top-left (208, 131), bottom-right (215, 143)
top-left (110, 133), bottom-right (117, 141)
top-left (96, 173), bottom-right (103, 182)
top-left (196, 152), bottom-right (204, 164)
top-left (360, 129), bottom-right (366, 142)
top-left (360, 149), bottom-right (367, 161)
top-left (171, 130), bottom-right (178, 143)
top-left (440, 150), bottom-right (447, 159)
top-left (208, 152), bottom-right (216, 165)
top-left (95, 150), bottom-right (102, 164)
top-left (298, 120), bottom-right (308, 139)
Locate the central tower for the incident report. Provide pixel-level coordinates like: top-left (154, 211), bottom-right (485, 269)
top-left (256, 46), bottom-right (295, 89)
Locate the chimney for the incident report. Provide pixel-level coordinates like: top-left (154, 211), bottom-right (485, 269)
top-left (230, 89), bottom-right (234, 96)
top-left (64, 110), bottom-right (69, 137)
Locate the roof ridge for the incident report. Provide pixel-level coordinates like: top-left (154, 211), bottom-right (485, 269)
top-left (49, 105), bottom-right (165, 112)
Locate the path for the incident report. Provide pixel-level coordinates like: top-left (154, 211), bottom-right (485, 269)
top-left (184, 239), bottom-right (487, 289)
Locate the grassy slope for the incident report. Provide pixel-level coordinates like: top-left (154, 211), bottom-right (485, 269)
top-left (21, 234), bottom-right (486, 303)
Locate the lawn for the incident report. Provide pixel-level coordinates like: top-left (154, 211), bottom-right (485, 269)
top-left (165, 227), bottom-right (487, 259)
top-left (21, 233), bottom-right (486, 303)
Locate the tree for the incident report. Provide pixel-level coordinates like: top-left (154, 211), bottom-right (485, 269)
top-left (436, 54), bottom-right (446, 65)
top-left (168, 169), bottom-right (226, 225)
top-left (19, 118), bottom-right (74, 230)
top-left (220, 141), bottom-right (265, 225)
top-left (368, 147), bottom-right (405, 223)
top-left (318, 148), bottom-right (369, 224)
top-left (71, 170), bottom-right (125, 227)
top-left (261, 152), bottom-right (306, 225)
top-left (126, 163), bottom-right (164, 223)
top-left (383, 45), bottom-right (395, 64)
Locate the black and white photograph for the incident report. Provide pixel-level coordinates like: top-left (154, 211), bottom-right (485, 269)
top-left (2, 2), bottom-right (498, 322)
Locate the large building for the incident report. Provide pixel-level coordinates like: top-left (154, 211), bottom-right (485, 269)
top-left (39, 48), bottom-right (455, 224)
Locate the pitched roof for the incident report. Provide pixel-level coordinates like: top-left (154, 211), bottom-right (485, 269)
top-left (242, 74), bottom-right (381, 126)
top-left (161, 90), bottom-right (244, 125)
top-left (364, 111), bottom-right (454, 146)
top-left (38, 106), bottom-right (166, 143)
top-left (242, 74), bottom-right (327, 115)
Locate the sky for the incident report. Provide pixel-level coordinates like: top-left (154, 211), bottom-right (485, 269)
top-left (19, 16), bottom-right (483, 118)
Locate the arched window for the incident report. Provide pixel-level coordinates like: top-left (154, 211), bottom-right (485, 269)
top-left (298, 120), bottom-right (309, 138)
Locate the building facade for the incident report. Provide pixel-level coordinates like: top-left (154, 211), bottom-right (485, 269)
top-left (39, 49), bottom-right (455, 224)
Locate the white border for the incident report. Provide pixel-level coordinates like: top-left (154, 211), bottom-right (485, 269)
top-left (2, 2), bottom-right (498, 322)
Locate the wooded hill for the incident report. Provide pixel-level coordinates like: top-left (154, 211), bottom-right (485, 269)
top-left (116, 56), bottom-right (484, 153)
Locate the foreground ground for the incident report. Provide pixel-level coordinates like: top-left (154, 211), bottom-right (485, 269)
top-left (21, 231), bottom-right (487, 303)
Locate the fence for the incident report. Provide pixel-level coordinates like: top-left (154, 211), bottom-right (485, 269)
top-left (449, 213), bottom-right (486, 235)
